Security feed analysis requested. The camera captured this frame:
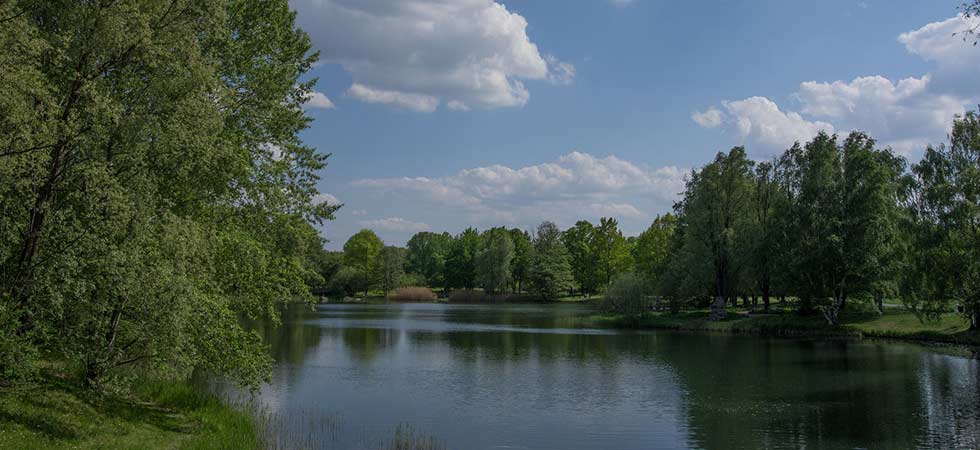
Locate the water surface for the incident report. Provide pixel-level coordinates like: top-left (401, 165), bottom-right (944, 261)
top-left (228, 303), bottom-right (980, 450)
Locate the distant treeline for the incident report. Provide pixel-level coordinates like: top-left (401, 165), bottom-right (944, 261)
top-left (319, 111), bottom-right (980, 329)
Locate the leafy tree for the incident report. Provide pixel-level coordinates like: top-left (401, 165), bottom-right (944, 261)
top-left (673, 147), bottom-right (755, 318)
top-left (405, 231), bottom-right (452, 287)
top-left (632, 214), bottom-right (677, 286)
top-left (592, 217), bottom-right (633, 288)
top-left (0, 0), bottom-right (333, 386)
top-left (508, 228), bottom-right (533, 293)
top-left (528, 222), bottom-right (574, 301)
top-left (445, 228), bottom-right (480, 290)
top-left (562, 221), bottom-right (600, 295)
top-left (475, 228), bottom-right (514, 295)
top-left (344, 230), bottom-right (383, 297)
top-left (744, 161), bottom-right (786, 312)
top-left (959, 1), bottom-right (980, 44)
top-left (780, 132), bottom-right (905, 324)
top-left (905, 111), bottom-right (980, 329)
top-left (379, 246), bottom-right (407, 297)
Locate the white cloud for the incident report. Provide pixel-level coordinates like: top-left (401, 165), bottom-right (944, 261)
top-left (292, 0), bottom-right (574, 111)
top-left (691, 108), bottom-right (723, 128)
top-left (692, 97), bottom-right (834, 156)
top-left (693, 15), bottom-right (980, 158)
top-left (359, 217), bottom-right (430, 232)
top-left (303, 90), bottom-right (335, 109)
top-left (347, 83), bottom-right (439, 112)
top-left (313, 192), bottom-right (341, 205)
top-left (352, 151), bottom-right (685, 229)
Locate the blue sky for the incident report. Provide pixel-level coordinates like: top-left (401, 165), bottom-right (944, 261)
top-left (289, 0), bottom-right (979, 249)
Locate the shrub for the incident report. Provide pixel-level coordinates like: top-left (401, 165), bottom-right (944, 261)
top-left (388, 287), bottom-right (437, 302)
top-left (600, 272), bottom-right (651, 316)
top-left (448, 290), bottom-right (488, 303)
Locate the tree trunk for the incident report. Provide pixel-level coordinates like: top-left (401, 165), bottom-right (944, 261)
top-left (971, 311), bottom-right (979, 331)
top-left (762, 283), bottom-right (771, 313)
top-left (874, 293), bottom-right (884, 314)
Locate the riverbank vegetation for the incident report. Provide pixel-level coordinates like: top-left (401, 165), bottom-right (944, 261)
top-left (316, 110), bottom-right (980, 340)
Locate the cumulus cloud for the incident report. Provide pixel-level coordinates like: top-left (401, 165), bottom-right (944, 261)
top-left (347, 83), bottom-right (439, 112)
top-left (352, 151), bottom-right (685, 230)
top-left (291, 0), bottom-right (574, 111)
top-left (692, 15), bottom-right (980, 157)
top-left (303, 90), bottom-right (335, 109)
top-left (692, 97), bottom-right (834, 156)
top-left (359, 217), bottom-right (430, 232)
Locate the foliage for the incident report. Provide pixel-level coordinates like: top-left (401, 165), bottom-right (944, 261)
top-left (528, 222), bottom-right (575, 301)
top-left (475, 227), bottom-right (514, 295)
top-left (508, 228), bottom-right (533, 293)
top-left (562, 221), bottom-right (600, 295)
top-left (343, 230), bottom-right (383, 297)
top-left (406, 232), bottom-right (452, 288)
top-left (672, 147), bottom-right (755, 311)
top-left (779, 132), bottom-right (905, 324)
top-left (445, 228), bottom-right (480, 290)
top-left (387, 287), bottom-right (437, 302)
top-left (0, 0), bottom-right (335, 387)
top-left (600, 272), bottom-right (651, 317)
top-left (632, 214), bottom-right (677, 286)
top-left (379, 246), bottom-right (407, 296)
top-left (905, 111), bottom-right (980, 329)
top-left (591, 217), bottom-right (633, 287)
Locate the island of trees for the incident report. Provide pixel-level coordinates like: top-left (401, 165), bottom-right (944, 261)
top-left (320, 112), bottom-right (980, 334)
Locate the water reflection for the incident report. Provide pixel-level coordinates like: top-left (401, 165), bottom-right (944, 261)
top-left (226, 303), bottom-right (979, 450)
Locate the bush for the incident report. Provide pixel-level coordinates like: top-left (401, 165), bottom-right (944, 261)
top-left (601, 273), bottom-right (651, 316)
top-left (388, 287), bottom-right (437, 302)
top-left (448, 290), bottom-right (488, 303)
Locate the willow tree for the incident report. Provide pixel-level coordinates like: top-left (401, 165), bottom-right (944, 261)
top-left (475, 227), bottom-right (514, 295)
top-left (0, 0), bottom-right (334, 386)
top-left (906, 111), bottom-right (980, 330)
top-left (780, 132), bottom-right (904, 324)
top-left (674, 147), bottom-right (755, 319)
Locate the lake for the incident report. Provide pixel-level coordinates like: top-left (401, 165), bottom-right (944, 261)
top-left (224, 303), bottom-right (980, 450)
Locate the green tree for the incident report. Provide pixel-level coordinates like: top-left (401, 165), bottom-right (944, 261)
top-left (591, 217), bottom-right (633, 288)
top-left (744, 161), bottom-right (786, 312)
top-left (344, 230), bottom-right (383, 297)
top-left (405, 231), bottom-right (452, 288)
top-left (0, 0), bottom-right (333, 386)
top-left (475, 228), bottom-right (514, 295)
top-left (379, 246), bottom-right (407, 297)
top-left (508, 228), bottom-right (533, 293)
top-left (674, 147), bottom-right (755, 318)
top-left (632, 214), bottom-right (677, 287)
top-left (528, 222), bottom-right (574, 301)
top-left (780, 132), bottom-right (905, 324)
top-left (562, 221), bottom-right (600, 295)
top-left (445, 228), bottom-right (480, 290)
top-left (905, 111), bottom-right (980, 329)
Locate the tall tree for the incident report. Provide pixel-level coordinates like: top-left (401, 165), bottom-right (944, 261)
top-left (674, 147), bottom-right (755, 319)
top-left (528, 222), bottom-right (574, 301)
top-left (906, 111), bottom-right (980, 329)
top-left (405, 231), bottom-right (452, 287)
top-left (445, 228), bottom-right (480, 290)
top-left (632, 214), bottom-right (677, 287)
top-left (591, 217), bottom-right (632, 288)
top-left (378, 246), bottom-right (406, 297)
top-left (744, 161), bottom-right (786, 312)
top-left (344, 230), bottom-right (383, 297)
top-left (0, 0), bottom-right (333, 386)
top-left (508, 228), bottom-right (533, 293)
top-left (780, 132), bottom-right (905, 324)
top-left (475, 227), bottom-right (514, 295)
top-left (562, 221), bottom-right (599, 295)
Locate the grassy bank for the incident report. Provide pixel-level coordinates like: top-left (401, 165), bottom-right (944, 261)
top-left (0, 363), bottom-right (257, 450)
top-left (592, 308), bottom-right (980, 348)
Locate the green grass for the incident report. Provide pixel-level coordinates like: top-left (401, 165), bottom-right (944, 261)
top-left (591, 308), bottom-right (980, 346)
top-left (0, 364), bottom-right (257, 450)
